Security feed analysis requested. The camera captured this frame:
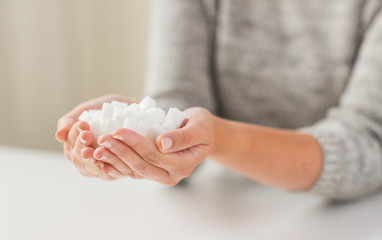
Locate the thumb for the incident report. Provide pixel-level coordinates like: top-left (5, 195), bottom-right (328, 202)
top-left (156, 124), bottom-right (202, 153)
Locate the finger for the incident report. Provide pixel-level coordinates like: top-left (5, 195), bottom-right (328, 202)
top-left (156, 119), bottom-right (206, 153)
top-left (102, 164), bottom-right (125, 179)
top-left (75, 130), bottom-right (95, 151)
top-left (64, 150), bottom-right (72, 162)
top-left (71, 130), bottom-right (96, 176)
top-left (56, 118), bottom-right (76, 143)
top-left (93, 147), bottom-right (143, 179)
top-left (81, 147), bottom-right (105, 177)
top-left (109, 129), bottom-right (171, 179)
top-left (67, 121), bottom-right (90, 150)
top-left (71, 132), bottom-right (94, 175)
top-left (93, 146), bottom-right (136, 177)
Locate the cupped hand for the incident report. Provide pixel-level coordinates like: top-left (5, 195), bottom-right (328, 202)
top-left (94, 107), bottom-right (216, 185)
top-left (55, 94), bottom-right (138, 179)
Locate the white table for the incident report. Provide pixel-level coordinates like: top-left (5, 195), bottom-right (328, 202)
top-left (1, 145), bottom-right (382, 240)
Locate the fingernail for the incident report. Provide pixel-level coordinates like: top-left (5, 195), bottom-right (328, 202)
top-left (161, 137), bottom-right (172, 151)
top-left (80, 137), bottom-right (87, 144)
top-left (101, 141), bottom-right (112, 148)
top-left (113, 135), bottom-right (124, 141)
top-left (77, 126), bottom-right (83, 132)
top-left (55, 131), bottom-right (64, 143)
top-left (84, 157), bottom-right (95, 164)
top-left (99, 155), bottom-right (107, 160)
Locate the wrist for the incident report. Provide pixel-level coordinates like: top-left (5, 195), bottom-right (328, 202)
top-left (210, 115), bottom-right (228, 158)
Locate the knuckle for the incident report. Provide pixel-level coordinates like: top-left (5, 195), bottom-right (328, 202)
top-left (64, 142), bottom-right (72, 152)
top-left (144, 152), bottom-right (160, 165)
top-left (72, 144), bottom-right (80, 154)
top-left (122, 167), bottom-right (134, 176)
top-left (75, 140), bottom-right (83, 152)
top-left (180, 129), bottom-right (193, 143)
top-left (71, 145), bottom-right (81, 158)
top-left (133, 163), bottom-right (149, 176)
top-left (127, 135), bottom-right (139, 148)
top-left (117, 146), bottom-right (130, 158)
top-left (105, 156), bottom-right (118, 165)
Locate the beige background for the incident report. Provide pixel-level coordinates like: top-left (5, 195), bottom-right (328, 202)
top-left (0, 0), bottom-right (149, 151)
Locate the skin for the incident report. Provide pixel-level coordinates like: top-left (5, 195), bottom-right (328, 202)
top-left (56, 94), bottom-right (322, 190)
top-left (56, 94), bottom-right (137, 180)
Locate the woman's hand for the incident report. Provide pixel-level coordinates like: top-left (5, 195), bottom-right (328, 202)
top-left (94, 107), bottom-right (216, 185)
top-left (55, 94), bottom-right (138, 180)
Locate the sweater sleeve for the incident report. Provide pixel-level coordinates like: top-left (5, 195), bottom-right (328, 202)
top-left (299, 9), bottom-right (382, 200)
top-left (144, 0), bottom-right (217, 113)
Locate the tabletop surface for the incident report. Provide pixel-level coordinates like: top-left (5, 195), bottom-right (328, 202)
top-left (1, 145), bottom-right (382, 240)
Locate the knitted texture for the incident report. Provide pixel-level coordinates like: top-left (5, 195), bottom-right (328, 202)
top-left (145, 0), bottom-right (382, 200)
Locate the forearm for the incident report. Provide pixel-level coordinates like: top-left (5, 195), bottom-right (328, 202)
top-left (209, 116), bottom-right (323, 191)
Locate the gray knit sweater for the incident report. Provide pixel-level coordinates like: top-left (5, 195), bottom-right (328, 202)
top-left (145, 0), bottom-right (382, 200)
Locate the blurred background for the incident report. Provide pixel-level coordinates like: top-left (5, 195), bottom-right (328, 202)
top-left (0, 0), bottom-right (149, 151)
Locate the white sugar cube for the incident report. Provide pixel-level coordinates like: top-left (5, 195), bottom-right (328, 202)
top-left (112, 108), bottom-right (123, 119)
top-left (114, 112), bottom-right (127, 126)
top-left (136, 121), bottom-right (150, 137)
top-left (102, 103), bottom-right (114, 119)
top-left (111, 101), bottom-right (128, 109)
top-left (147, 124), bottom-right (165, 141)
top-left (79, 111), bottom-right (91, 122)
top-left (146, 108), bottom-right (166, 122)
top-left (112, 101), bottom-right (128, 118)
top-left (138, 111), bottom-right (162, 124)
top-left (89, 110), bottom-right (101, 120)
top-left (166, 108), bottom-right (185, 128)
top-left (137, 111), bottom-right (151, 122)
top-left (162, 118), bottom-right (177, 131)
top-left (139, 96), bottom-right (156, 110)
top-left (127, 103), bottom-right (140, 111)
top-left (147, 111), bottom-right (164, 124)
top-left (103, 119), bottom-right (119, 135)
top-left (123, 103), bottom-right (140, 118)
top-left (77, 96), bottom-right (184, 141)
top-left (123, 117), bottom-right (138, 132)
top-left (89, 119), bottom-right (103, 139)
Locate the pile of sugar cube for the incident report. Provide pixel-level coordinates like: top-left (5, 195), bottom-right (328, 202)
top-left (78, 96), bottom-right (185, 141)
